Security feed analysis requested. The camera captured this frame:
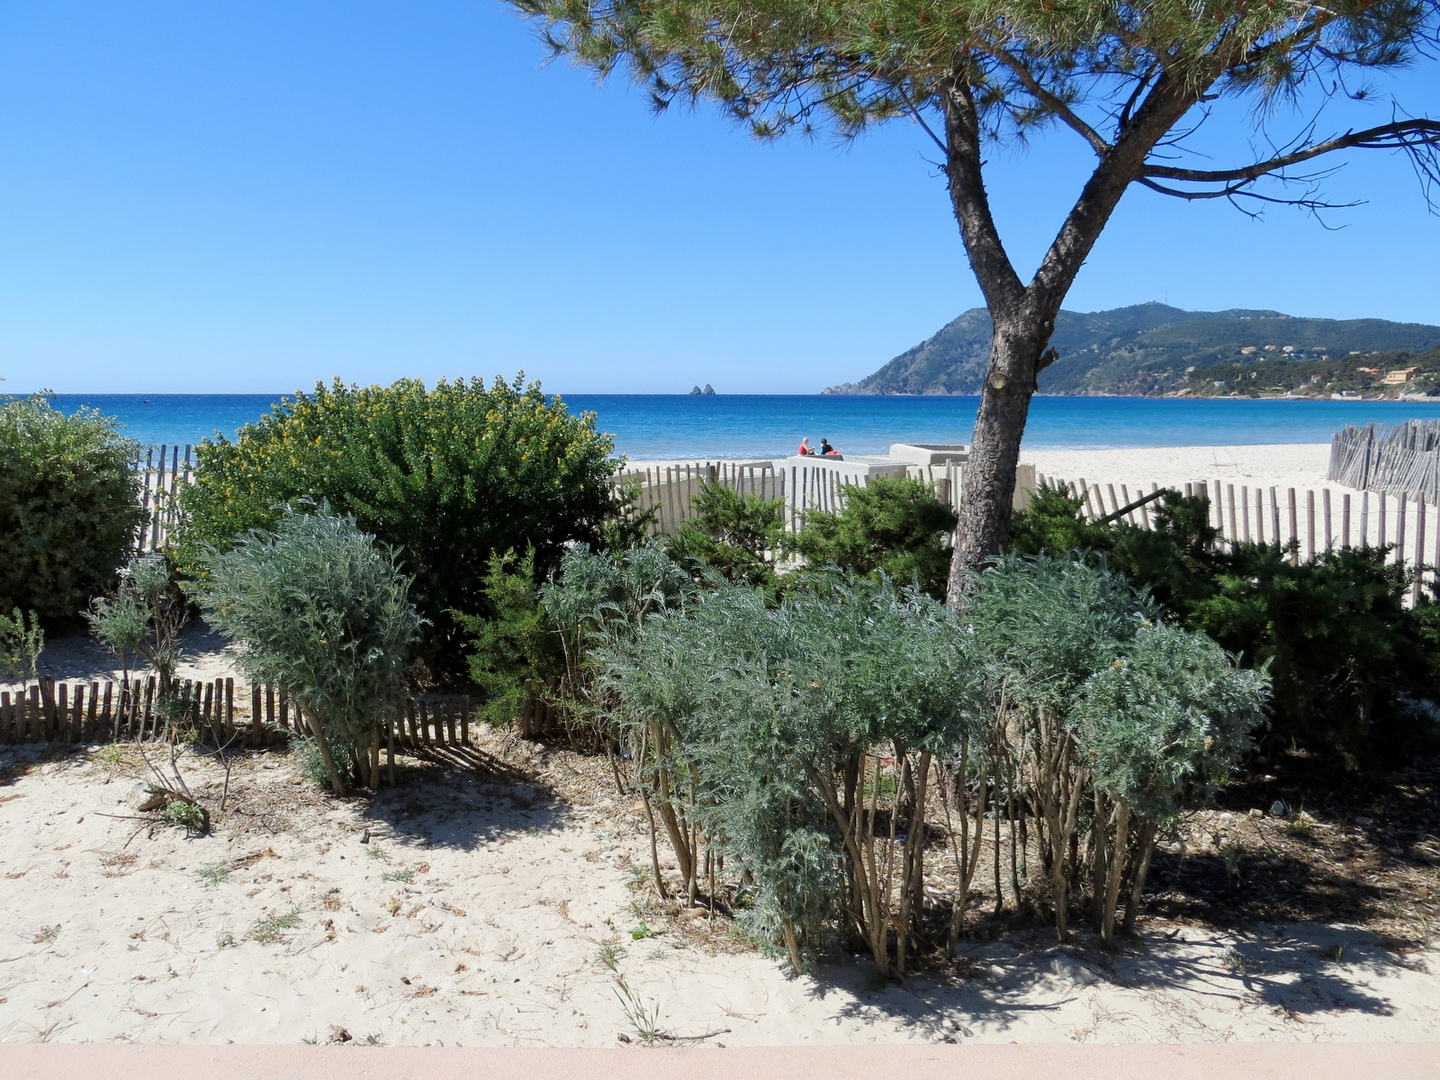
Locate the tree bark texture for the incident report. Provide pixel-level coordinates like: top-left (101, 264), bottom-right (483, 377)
top-left (943, 70), bottom-right (1207, 602)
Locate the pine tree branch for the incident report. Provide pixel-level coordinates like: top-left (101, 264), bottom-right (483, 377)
top-left (1141, 118), bottom-right (1440, 188)
top-left (980, 45), bottom-right (1113, 156)
top-left (941, 76), bottom-right (1025, 316)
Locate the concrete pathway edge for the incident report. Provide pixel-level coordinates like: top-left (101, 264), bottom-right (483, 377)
top-left (2, 1042), bottom-right (1438, 1080)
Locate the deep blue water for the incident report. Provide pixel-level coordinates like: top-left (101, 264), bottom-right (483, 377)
top-left (49, 393), bottom-right (1440, 459)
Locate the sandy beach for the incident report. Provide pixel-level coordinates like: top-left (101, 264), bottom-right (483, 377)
top-left (2, 737), bottom-right (1437, 1047)
top-left (1022, 444), bottom-right (1335, 493)
top-left (630, 444), bottom-right (1338, 495)
top-left (7, 439), bottom-right (1438, 1048)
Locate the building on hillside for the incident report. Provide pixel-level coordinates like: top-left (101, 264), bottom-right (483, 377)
top-left (1382, 367), bottom-right (1420, 385)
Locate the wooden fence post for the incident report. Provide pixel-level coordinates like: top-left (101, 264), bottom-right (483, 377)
top-left (1396, 498), bottom-right (1408, 568)
top-left (1305, 489), bottom-right (1315, 560)
top-left (1287, 489), bottom-right (1299, 563)
top-left (1413, 501), bottom-right (1427, 606)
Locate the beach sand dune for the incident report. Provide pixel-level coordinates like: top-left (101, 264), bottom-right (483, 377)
top-left (1, 737), bottom-right (1435, 1047)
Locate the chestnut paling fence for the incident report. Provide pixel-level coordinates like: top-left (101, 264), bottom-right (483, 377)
top-left (610, 458), bottom-right (990, 537)
top-left (1041, 473), bottom-right (1439, 603)
top-left (132, 444), bottom-right (195, 554)
top-left (1328, 421), bottom-right (1440, 507)
top-left (0, 675), bottom-right (473, 749)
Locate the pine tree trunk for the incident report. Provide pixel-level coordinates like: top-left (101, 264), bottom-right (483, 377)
top-left (946, 327), bottom-right (1046, 603)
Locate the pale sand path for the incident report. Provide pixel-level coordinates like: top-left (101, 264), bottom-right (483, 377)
top-left (1, 741), bottom-right (1436, 1047)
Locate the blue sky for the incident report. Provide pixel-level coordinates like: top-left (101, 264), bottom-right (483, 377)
top-left (2, 1), bottom-right (1437, 395)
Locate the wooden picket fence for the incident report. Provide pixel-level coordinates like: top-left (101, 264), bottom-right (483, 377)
top-left (0, 674), bottom-right (472, 749)
top-left (134, 444), bottom-right (196, 554)
top-left (612, 461), bottom-right (787, 536)
top-left (1042, 473), bottom-right (1439, 603)
top-left (611, 458), bottom-right (1036, 538)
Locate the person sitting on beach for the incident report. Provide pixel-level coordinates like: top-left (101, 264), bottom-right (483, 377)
top-left (798, 437), bottom-right (813, 456)
top-left (819, 438), bottom-right (839, 456)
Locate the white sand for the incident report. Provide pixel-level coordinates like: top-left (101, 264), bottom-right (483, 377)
top-left (1021, 444), bottom-right (1335, 494)
top-left (629, 445), bottom-right (1338, 494)
top-left (1, 740), bottom-right (1436, 1047)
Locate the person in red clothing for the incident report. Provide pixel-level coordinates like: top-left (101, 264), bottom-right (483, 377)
top-left (798, 437), bottom-right (813, 456)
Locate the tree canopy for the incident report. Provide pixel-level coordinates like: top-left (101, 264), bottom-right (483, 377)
top-left (508, 0), bottom-right (1439, 594)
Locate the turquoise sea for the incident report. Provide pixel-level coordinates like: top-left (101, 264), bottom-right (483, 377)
top-left (50, 393), bottom-right (1440, 460)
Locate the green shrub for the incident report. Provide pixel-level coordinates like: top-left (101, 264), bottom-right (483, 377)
top-left (176, 375), bottom-right (621, 672)
top-left (1186, 545), bottom-right (1436, 770)
top-left (791, 476), bottom-right (957, 599)
top-left (664, 480), bottom-right (784, 588)
top-left (533, 543), bottom-right (698, 739)
top-left (603, 573), bottom-right (976, 975)
top-left (452, 548), bottom-right (564, 727)
top-left (86, 555), bottom-right (187, 689)
top-left (194, 506), bottom-right (423, 794)
top-left (0, 395), bottom-right (145, 622)
top-left (970, 555), bottom-right (1267, 941)
top-left (0, 608), bottom-right (44, 690)
top-left (595, 551), bottom-right (1264, 963)
top-left (1076, 621), bottom-right (1269, 938)
top-left (1008, 484), bottom-right (1440, 771)
top-left (292, 735), bottom-right (337, 790)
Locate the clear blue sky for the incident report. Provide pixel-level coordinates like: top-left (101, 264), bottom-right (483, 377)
top-left (2, 1), bottom-right (1437, 395)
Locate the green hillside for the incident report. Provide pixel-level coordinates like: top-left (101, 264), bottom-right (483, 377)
top-left (825, 303), bottom-right (1440, 397)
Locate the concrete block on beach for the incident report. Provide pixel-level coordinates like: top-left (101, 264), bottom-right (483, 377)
top-left (888, 442), bottom-right (970, 466)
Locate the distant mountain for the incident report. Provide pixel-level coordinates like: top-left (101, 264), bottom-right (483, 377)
top-left (824, 303), bottom-right (1440, 397)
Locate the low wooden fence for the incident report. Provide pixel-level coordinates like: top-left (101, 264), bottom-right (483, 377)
top-left (1043, 473), bottom-right (1439, 602)
top-left (0, 675), bottom-right (472, 749)
top-left (612, 458), bottom-right (1026, 537)
top-left (613, 461), bottom-right (787, 536)
top-left (1328, 421), bottom-right (1440, 506)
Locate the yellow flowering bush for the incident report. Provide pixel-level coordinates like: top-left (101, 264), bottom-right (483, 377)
top-left (177, 375), bottom-right (620, 670)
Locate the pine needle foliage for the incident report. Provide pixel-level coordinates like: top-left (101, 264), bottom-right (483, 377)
top-left (194, 507), bottom-right (423, 794)
top-left (793, 476), bottom-right (958, 599)
top-left (453, 548), bottom-right (565, 727)
top-left (665, 479), bottom-right (784, 589)
top-left (513, 0), bottom-right (1436, 139)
